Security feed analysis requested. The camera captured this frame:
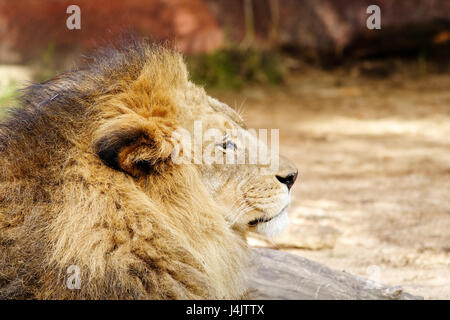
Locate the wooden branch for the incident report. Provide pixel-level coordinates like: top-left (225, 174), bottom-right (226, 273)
top-left (249, 248), bottom-right (422, 300)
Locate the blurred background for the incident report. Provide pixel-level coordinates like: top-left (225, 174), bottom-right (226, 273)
top-left (0, 0), bottom-right (449, 299)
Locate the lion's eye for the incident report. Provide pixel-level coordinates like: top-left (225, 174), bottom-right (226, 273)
top-left (218, 140), bottom-right (237, 151)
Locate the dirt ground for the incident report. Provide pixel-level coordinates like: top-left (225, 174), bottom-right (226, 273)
top-left (215, 67), bottom-right (450, 300)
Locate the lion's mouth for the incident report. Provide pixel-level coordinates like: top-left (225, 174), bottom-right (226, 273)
top-left (248, 215), bottom-right (275, 226)
top-left (248, 205), bottom-right (288, 226)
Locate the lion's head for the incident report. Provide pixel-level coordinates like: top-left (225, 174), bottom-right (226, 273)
top-left (0, 40), bottom-right (297, 299)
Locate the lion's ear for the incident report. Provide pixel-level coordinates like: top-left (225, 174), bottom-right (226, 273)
top-left (94, 116), bottom-right (175, 177)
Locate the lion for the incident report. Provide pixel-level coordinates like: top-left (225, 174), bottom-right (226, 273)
top-left (0, 40), bottom-right (298, 299)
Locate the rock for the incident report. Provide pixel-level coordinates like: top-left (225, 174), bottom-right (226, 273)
top-left (2, 0), bottom-right (449, 63)
top-left (249, 248), bottom-right (422, 300)
top-left (205, 0), bottom-right (450, 62)
top-left (0, 0), bottom-right (223, 63)
top-left (1, 0), bottom-right (449, 63)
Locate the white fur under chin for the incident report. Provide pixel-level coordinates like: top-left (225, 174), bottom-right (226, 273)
top-left (255, 210), bottom-right (290, 237)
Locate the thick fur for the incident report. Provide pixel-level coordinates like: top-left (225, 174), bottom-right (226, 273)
top-left (0, 41), bottom-right (249, 299)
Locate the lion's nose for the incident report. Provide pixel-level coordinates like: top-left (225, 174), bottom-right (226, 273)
top-left (276, 170), bottom-right (298, 190)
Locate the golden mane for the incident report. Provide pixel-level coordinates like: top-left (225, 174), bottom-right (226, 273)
top-left (0, 40), bottom-right (248, 299)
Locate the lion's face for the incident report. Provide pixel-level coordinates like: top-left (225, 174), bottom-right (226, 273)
top-left (93, 53), bottom-right (297, 238)
top-left (173, 87), bottom-right (298, 237)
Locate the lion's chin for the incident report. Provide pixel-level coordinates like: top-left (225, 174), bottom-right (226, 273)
top-left (255, 210), bottom-right (290, 237)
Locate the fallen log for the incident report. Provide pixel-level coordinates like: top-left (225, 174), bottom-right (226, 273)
top-left (249, 248), bottom-right (422, 300)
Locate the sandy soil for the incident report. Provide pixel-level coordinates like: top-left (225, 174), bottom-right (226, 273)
top-left (214, 69), bottom-right (450, 300)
